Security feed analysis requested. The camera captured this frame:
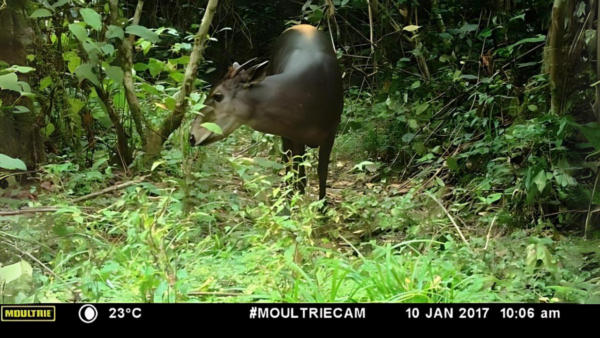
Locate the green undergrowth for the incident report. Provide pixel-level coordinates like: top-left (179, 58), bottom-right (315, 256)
top-left (1, 128), bottom-right (600, 304)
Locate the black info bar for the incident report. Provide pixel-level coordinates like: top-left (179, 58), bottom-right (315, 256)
top-left (0, 303), bottom-right (592, 324)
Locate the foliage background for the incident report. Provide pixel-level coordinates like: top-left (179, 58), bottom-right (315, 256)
top-left (1, 0), bottom-right (600, 304)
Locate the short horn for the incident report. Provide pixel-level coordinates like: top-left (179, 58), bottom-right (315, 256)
top-left (231, 57), bottom-right (258, 78)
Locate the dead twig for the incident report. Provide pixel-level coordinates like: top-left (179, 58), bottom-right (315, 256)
top-left (71, 175), bottom-right (149, 203)
top-left (484, 215), bottom-right (497, 251)
top-left (0, 207), bottom-right (92, 216)
top-left (427, 193), bottom-right (470, 248)
top-left (1, 239), bottom-right (75, 298)
top-left (188, 291), bottom-right (243, 297)
top-left (585, 170), bottom-right (600, 238)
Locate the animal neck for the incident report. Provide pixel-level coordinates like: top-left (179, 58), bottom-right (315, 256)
top-left (239, 75), bottom-right (294, 136)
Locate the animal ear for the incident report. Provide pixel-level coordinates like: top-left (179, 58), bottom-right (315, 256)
top-left (241, 61), bottom-right (269, 88)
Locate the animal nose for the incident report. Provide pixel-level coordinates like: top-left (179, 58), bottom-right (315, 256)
top-left (189, 134), bottom-right (195, 146)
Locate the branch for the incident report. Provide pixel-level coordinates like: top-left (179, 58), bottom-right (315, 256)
top-left (110, 0), bottom-right (147, 146)
top-left (144, 0), bottom-right (219, 160)
top-left (366, 0), bottom-right (375, 55)
top-left (71, 175), bottom-right (148, 203)
top-left (130, 0), bottom-right (144, 44)
top-left (0, 177), bottom-right (147, 216)
top-left (1, 240), bottom-right (75, 298)
top-left (595, 0), bottom-right (600, 123)
top-left (585, 170), bottom-right (600, 238)
top-left (427, 193), bottom-right (471, 248)
top-left (188, 291), bottom-right (243, 297)
top-left (0, 207), bottom-right (77, 216)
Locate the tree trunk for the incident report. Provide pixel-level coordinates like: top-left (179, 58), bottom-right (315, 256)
top-left (0, 0), bottom-right (46, 170)
top-left (144, 0), bottom-right (219, 162)
top-left (547, 0), bottom-right (567, 115)
top-left (110, 0), bottom-right (147, 146)
top-left (594, 0), bottom-right (600, 124)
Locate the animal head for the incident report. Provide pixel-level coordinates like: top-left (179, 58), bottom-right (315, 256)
top-left (189, 59), bottom-right (269, 146)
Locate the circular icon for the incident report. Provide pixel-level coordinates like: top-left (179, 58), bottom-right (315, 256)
top-left (79, 304), bottom-right (98, 323)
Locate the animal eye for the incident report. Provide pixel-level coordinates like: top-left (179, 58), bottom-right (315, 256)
top-left (213, 93), bottom-right (223, 102)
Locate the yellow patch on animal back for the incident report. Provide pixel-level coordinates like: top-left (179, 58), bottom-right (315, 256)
top-left (286, 24), bottom-right (317, 38)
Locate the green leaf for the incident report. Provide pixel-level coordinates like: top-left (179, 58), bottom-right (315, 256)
top-left (69, 23), bottom-right (88, 42)
top-left (106, 25), bottom-right (125, 40)
top-left (148, 58), bottom-right (165, 77)
top-left (307, 9), bottom-right (324, 24)
top-left (74, 63), bottom-right (100, 87)
top-left (0, 153), bottom-right (27, 171)
top-left (402, 133), bottom-right (415, 143)
top-left (0, 73), bottom-right (21, 92)
top-left (439, 32), bottom-right (452, 40)
top-left (83, 41), bottom-right (103, 57)
top-left (69, 98), bottom-right (86, 115)
top-left (508, 34), bottom-right (546, 51)
top-left (30, 9), bottom-right (53, 18)
top-left (528, 105), bottom-right (538, 112)
top-left (169, 72), bottom-right (184, 82)
top-left (151, 161), bottom-right (165, 171)
top-left (80, 8), bottom-right (102, 31)
top-left (44, 123), bottom-right (55, 137)
top-left (18, 81), bottom-right (32, 94)
top-left (576, 123), bottom-right (600, 151)
top-left (140, 83), bottom-right (160, 96)
top-left (486, 193), bottom-right (502, 204)
top-left (105, 66), bottom-right (124, 83)
top-left (125, 25), bottom-right (160, 43)
top-left (40, 76), bottom-right (53, 90)
top-left (478, 28), bottom-right (493, 38)
top-left (140, 40), bottom-right (153, 54)
top-left (403, 25), bottom-right (420, 32)
top-left (2, 65), bottom-right (36, 74)
top-left (134, 63), bottom-right (149, 72)
top-left (64, 51), bottom-right (82, 73)
top-left (353, 161), bottom-right (377, 173)
top-left (525, 244), bottom-right (537, 272)
top-left (439, 54), bottom-right (453, 63)
top-left (101, 43), bottom-right (115, 56)
top-left (533, 170), bottom-right (547, 192)
top-left (460, 23), bottom-right (479, 33)
top-left (518, 62), bottom-right (539, 68)
top-left (13, 106), bottom-right (30, 113)
top-left (510, 14), bottom-right (525, 21)
top-left (0, 260), bottom-right (33, 285)
top-left (201, 122), bottom-right (223, 135)
top-left (416, 102), bottom-right (429, 115)
top-left (170, 56), bottom-right (190, 65)
top-left (447, 157), bottom-right (459, 171)
top-left (164, 97), bottom-right (176, 111)
top-left (53, 0), bottom-right (72, 7)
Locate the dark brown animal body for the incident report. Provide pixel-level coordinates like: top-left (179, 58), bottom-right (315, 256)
top-left (189, 24), bottom-right (343, 201)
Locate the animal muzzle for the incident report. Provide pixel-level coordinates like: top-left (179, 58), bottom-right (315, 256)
top-left (189, 128), bottom-right (213, 146)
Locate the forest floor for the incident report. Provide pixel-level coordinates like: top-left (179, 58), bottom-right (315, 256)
top-left (1, 127), bottom-right (600, 304)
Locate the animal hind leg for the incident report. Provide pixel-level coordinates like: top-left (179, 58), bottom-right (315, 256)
top-left (317, 132), bottom-right (336, 201)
